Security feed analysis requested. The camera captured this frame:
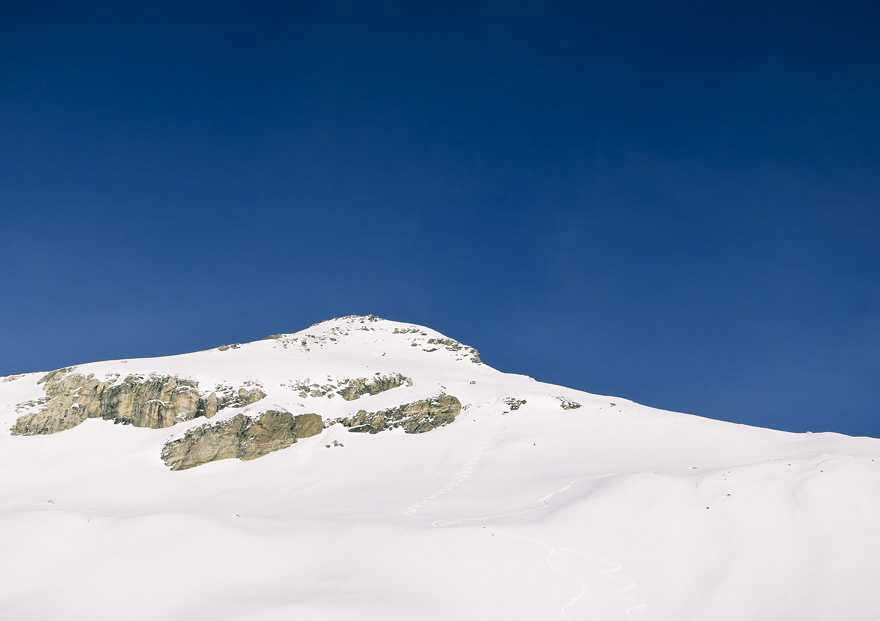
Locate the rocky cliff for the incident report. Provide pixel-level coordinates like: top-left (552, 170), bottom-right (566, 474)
top-left (335, 394), bottom-right (462, 434)
top-left (5, 316), bottom-right (490, 469)
top-left (289, 373), bottom-right (412, 400)
top-left (11, 368), bottom-right (266, 435)
top-left (161, 410), bottom-right (324, 471)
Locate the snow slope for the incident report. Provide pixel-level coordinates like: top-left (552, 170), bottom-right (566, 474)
top-left (1, 315), bottom-right (879, 620)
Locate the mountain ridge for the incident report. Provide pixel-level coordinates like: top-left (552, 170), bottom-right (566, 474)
top-left (3, 314), bottom-right (578, 469)
top-left (2, 315), bottom-right (879, 620)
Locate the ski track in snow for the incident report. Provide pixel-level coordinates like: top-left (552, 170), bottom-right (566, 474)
top-left (403, 417), bottom-right (666, 519)
top-left (403, 434), bottom-right (492, 517)
top-left (405, 423), bottom-right (652, 619)
top-left (5, 317), bottom-right (880, 621)
top-left (492, 527), bottom-right (648, 621)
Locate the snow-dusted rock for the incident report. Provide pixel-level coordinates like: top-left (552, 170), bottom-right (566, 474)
top-left (161, 410), bottom-right (323, 470)
top-left (335, 393), bottom-right (462, 434)
top-left (2, 314), bottom-right (879, 621)
top-left (11, 369), bottom-right (266, 435)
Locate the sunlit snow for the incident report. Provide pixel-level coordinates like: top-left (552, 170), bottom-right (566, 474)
top-left (1, 316), bottom-right (878, 620)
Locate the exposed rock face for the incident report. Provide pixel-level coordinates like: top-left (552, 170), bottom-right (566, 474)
top-left (335, 374), bottom-right (413, 401)
top-left (161, 410), bottom-right (323, 470)
top-left (424, 338), bottom-right (482, 364)
top-left (289, 373), bottom-right (412, 401)
top-left (200, 386), bottom-right (267, 418)
top-left (336, 394), bottom-right (461, 434)
top-left (11, 369), bottom-right (266, 436)
top-left (36, 367), bottom-right (76, 385)
top-left (502, 397), bottom-right (527, 411)
top-left (557, 397), bottom-right (582, 410)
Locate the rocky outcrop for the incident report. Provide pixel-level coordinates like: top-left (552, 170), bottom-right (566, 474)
top-left (502, 397), bottom-right (527, 411)
top-left (336, 374), bottom-right (413, 401)
top-left (289, 373), bottom-right (412, 401)
top-left (36, 367), bottom-right (76, 385)
top-left (336, 394), bottom-right (461, 434)
top-left (200, 386), bottom-right (267, 418)
top-left (11, 369), bottom-right (266, 436)
top-left (12, 372), bottom-right (200, 435)
top-left (424, 338), bottom-right (482, 364)
top-left (160, 410), bottom-right (323, 470)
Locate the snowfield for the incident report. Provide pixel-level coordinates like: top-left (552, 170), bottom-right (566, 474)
top-left (1, 315), bottom-right (878, 620)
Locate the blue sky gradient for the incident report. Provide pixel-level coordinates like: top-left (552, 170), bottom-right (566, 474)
top-left (2, 1), bottom-right (878, 437)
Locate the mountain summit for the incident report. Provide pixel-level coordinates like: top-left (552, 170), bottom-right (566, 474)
top-left (7, 315), bottom-right (489, 468)
top-left (2, 315), bottom-right (879, 620)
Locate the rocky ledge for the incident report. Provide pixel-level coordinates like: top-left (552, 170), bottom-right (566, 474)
top-left (335, 394), bottom-right (462, 434)
top-left (290, 373), bottom-right (412, 401)
top-left (161, 410), bottom-right (324, 471)
top-left (11, 368), bottom-right (266, 435)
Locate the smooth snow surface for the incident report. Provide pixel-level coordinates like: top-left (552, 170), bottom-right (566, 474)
top-left (2, 316), bottom-right (879, 620)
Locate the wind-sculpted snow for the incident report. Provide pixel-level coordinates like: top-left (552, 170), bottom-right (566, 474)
top-left (1, 315), bottom-right (879, 620)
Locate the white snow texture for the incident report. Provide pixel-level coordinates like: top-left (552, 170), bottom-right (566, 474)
top-left (1, 315), bottom-right (878, 620)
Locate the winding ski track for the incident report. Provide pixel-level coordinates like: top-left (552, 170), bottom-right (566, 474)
top-left (405, 423), bottom-right (652, 619)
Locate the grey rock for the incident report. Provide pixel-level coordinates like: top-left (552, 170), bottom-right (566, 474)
top-left (336, 394), bottom-right (461, 434)
top-left (36, 367), bottom-right (75, 385)
top-left (335, 373), bottom-right (413, 401)
top-left (11, 370), bottom-right (267, 435)
top-left (425, 338), bottom-right (482, 364)
top-left (557, 397), bottom-right (582, 410)
top-left (201, 392), bottom-right (220, 419)
top-left (160, 410), bottom-right (323, 470)
top-left (289, 373), bottom-right (412, 401)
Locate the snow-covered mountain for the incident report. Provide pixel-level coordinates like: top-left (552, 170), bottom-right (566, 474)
top-left (2, 315), bottom-right (879, 620)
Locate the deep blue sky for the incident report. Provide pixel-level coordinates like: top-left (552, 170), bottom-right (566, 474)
top-left (2, 1), bottom-right (878, 437)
